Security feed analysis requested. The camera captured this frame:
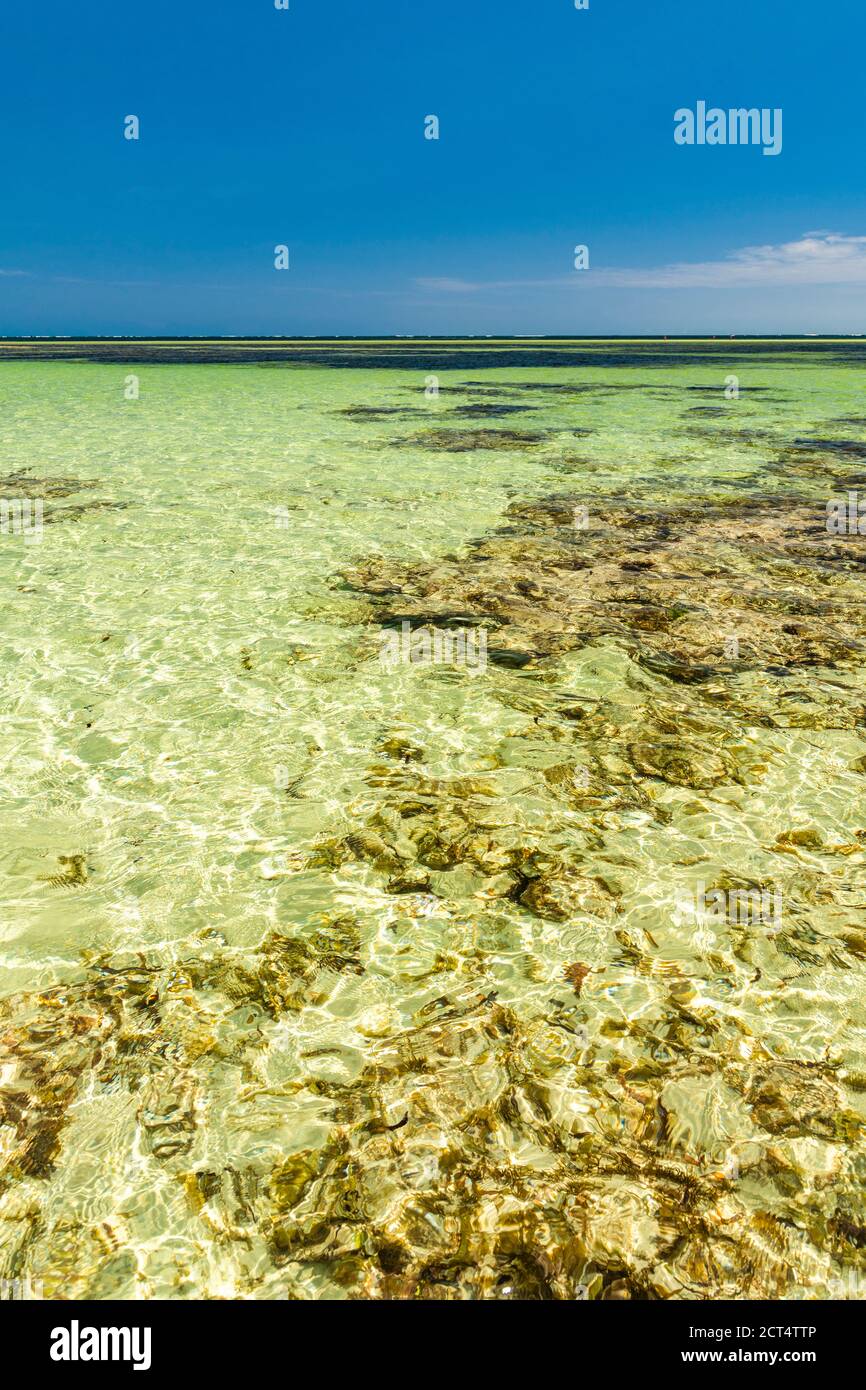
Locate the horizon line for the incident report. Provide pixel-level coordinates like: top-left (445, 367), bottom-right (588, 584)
top-left (1, 333), bottom-right (863, 344)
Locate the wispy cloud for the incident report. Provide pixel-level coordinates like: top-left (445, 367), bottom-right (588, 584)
top-left (415, 233), bottom-right (866, 293)
top-left (597, 233), bottom-right (866, 289)
top-left (0, 269), bottom-right (30, 278)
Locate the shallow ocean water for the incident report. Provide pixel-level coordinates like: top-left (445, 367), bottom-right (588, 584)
top-left (1, 342), bottom-right (865, 1300)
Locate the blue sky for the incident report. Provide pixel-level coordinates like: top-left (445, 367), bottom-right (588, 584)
top-left (1, 0), bottom-right (864, 335)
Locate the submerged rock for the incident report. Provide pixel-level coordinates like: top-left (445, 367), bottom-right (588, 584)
top-left (340, 487), bottom-right (866, 698)
top-left (791, 437), bottom-right (866, 458)
top-left (399, 428), bottom-right (548, 451)
top-left (629, 738), bottom-right (731, 789)
top-left (449, 403), bottom-right (537, 418)
top-left (338, 405), bottom-right (423, 420)
top-left (0, 470), bottom-right (102, 499)
top-left (744, 1062), bottom-right (850, 1140)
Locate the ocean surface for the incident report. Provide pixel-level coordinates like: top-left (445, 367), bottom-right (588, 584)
top-left (1, 340), bottom-right (864, 1300)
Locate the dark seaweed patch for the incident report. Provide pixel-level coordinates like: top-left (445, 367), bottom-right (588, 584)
top-left (396, 429), bottom-right (548, 451)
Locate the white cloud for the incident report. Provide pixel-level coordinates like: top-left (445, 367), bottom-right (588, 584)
top-left (598, 233), bottom-right (866, 288)
top-left (415, 233), bottom-right (866, 293)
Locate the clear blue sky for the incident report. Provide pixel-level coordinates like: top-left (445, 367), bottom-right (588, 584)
top-left (1, 0), bottom-right (865, 335)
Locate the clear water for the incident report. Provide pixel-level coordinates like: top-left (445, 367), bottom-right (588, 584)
top-left (1, 345), bottom-right (864, 1300)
